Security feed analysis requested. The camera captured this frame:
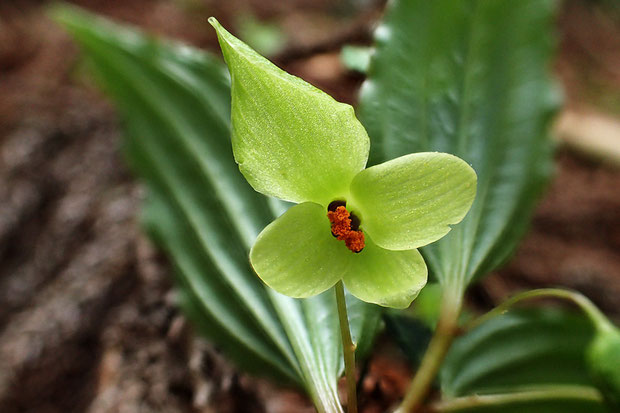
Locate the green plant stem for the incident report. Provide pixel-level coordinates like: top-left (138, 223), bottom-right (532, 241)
top-left (466, 288), bottom-right (615, 333)
top-left (395, 287), bottom-right (464, 413)
top-left (335, 280), bottom-right (358, 413)
top-left (431, 384), bottom-right (603, 412)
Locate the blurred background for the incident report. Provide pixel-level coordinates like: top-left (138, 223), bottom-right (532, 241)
top-left (0, 0), bottom-right (619, 412)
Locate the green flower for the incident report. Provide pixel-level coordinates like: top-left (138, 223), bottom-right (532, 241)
top-left (210, 18), bottom-right (477, 308)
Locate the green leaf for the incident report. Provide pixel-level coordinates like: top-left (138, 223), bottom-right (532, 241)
top-left (144, 187), bottom-right (298, 381)
top-left (407, 283), bottom-right (444, 329)
top-left (358, 0), bottom-right (559, 287)
top-left (210, 18), bottom-right (370, 207)
top-left (384, 311), bottom-right (432, 366)
top-left (51, 5), bottom-right (382, 413)
top-left (349, 152), bottom-right (476, 251)
top-left (438, 309), bottom-right (607, 412)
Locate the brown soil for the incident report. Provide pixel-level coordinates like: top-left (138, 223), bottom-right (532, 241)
top-left (0, 0), bottom-right (618, 412)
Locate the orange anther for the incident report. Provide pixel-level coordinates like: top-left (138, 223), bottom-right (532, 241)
top-left (344, 231), bottom-right (365, 253)
top-left (327, 205), bottom-right (365, 253)
top-left (327, 206), bottom-right (351, 237)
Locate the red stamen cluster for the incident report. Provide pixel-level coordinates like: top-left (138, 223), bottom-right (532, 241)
top-left (327, 206), bottom-right (365, 253)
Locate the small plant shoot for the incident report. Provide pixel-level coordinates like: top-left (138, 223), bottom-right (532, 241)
top-left (209, 18), bottom-right (477, 309)
top-left (52, 1), bottom-right (620, 413)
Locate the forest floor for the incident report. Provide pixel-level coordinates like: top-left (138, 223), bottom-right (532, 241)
top-left (0, 0), bottom-right (619, 412)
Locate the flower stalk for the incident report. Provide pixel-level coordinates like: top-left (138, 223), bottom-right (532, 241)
top-left (466, 288), bottom-right (614, 333)
top-left (431, 384), bottom-right (603, 412)
top-left (395, 286), bottom-right (464, 413)
top-left (335, 281), bottom-right (358, 413)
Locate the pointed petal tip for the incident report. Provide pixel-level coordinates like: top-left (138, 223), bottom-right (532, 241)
top-left (211, 17), bottom-right (370, 205)
top-left (207, 17), bottom-right (219, 28)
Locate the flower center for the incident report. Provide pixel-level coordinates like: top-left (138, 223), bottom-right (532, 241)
top-left (327, 200), bottom-right (365, 253)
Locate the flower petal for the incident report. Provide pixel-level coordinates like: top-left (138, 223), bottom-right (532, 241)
top-left (350, 152), bottom-right (477, 250)
top-left (250, 202), bottom-right (351, 298)
top-left (210, 18), bottom-right (370, 206)
top-left (342, 236), bottom-right (427, 309)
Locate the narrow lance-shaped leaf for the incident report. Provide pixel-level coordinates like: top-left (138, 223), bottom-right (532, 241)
top-left (437, 310), bottom-right (607, 413)
top-left (358, 0), bottom-right (559, 287)
top-left (52, 6), bottom-right (382, 413)
top-left (53, 9), bottom-right (300, 380)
